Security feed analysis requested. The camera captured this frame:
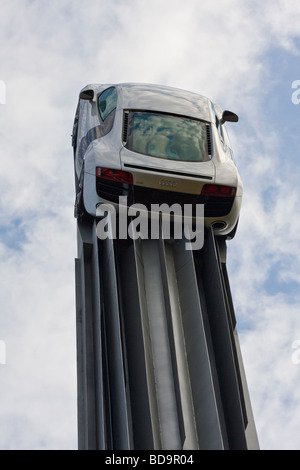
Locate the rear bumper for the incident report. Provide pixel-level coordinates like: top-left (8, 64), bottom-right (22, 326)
top-left (96, 177), bottom-right (235, 218)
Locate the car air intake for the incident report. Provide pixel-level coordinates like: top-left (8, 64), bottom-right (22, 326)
top-left (123, 112), bottom-right (129, 143)
top-left (201, 184), bottom-right (236, 197)
top-left (206, 124), bottom-right (212, 156)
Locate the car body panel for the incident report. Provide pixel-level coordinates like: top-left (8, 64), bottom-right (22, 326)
top-left (120, 147), bottom-right (216, 190)
top-left (119, 83), bottom-right (212, 121)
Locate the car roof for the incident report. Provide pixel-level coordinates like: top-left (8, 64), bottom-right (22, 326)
top-left (80, 83), bottom-right (213, 122)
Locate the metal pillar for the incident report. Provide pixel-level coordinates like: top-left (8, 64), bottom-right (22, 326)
top-left (75, 216), bottom-right (259, 450)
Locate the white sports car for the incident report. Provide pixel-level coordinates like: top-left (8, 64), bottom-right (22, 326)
top-left (72, 83), bottom-right (242, 239)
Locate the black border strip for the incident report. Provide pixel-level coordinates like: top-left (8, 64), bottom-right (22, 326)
top-left (123, 163), bottom-right (213, 180)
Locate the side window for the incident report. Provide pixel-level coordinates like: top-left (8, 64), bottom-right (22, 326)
top-left (216, 116), bottom-right (224, 143)
top-left (72, 102), bottom-right (80, 150)
top-left (215, 115), bottom-right (233, 158)
top-left (222, 124), bottom-right (234, 158)
top-left (98, 87), bottom-right (118, 122)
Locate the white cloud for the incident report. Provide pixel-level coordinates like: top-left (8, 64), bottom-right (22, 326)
top-left (261, 0), bottom-right (300, 53)
top-left (0, 0), bottom-right (300, 449)
top-left (0, 212), bottom-right (77, 449)
top-left (237, 296), bottom-right (300, 449)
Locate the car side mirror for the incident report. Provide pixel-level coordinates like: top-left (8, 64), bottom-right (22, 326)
top-left (220, 110), bottom-right (239, 124)
top-left (79, 89), bottom-right (94, 101)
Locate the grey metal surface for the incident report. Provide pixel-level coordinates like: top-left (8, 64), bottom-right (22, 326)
top-left (169, 237), bottom-right (227, 450)
top-left (75, 219), bottom-right (105, 450)
top-left (117, 240), bottom-right (157, 449)
top-left (141, 239), bottom-right (182, 449)
top-left (117, 238), bottom-right (184, 449)
top-left (201, 227), bottom-right (249, 449)
top-left (100, 231), bottom-right (131, 449)
top-left (159, 240), bottom-right (198, 450)
top-left (75, 216), bottom-right (259, 450)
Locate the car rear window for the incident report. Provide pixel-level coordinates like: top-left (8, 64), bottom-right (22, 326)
top-left (124, 111), bottom-right (210, 162)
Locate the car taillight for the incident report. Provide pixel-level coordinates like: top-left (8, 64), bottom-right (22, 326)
top-left (96, 167), bottom-right (133, 185)
top-left (201, 184), bottom-right (236, 197)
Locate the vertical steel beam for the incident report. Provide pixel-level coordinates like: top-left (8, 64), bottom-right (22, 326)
top-left (75, 219), bottom-right (105, 450)
top-left (170, 237), bottom-right (228, 449)
top-left (216, 236), bottom-right (259, 449)
top-left (201, 227), bottom-right (248, 449)
top-left (99, 218), bottom-right (131, 450)
top-left (140, 239), bottom-right (182, 450)
top-left (159, 240), bottom-right (198, 449)
top-left (116, 240), bottom-right (157, 450)
top-left (117, 238), bottom-right (183, 449)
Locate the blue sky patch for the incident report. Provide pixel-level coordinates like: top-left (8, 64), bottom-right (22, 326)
top-left (0, 218), bottom-right (28, 252)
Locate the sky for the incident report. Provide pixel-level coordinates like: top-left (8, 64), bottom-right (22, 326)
top-left (0, 0), bottom-right (300, 450)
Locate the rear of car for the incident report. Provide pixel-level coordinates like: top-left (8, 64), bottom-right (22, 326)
top-left (73, 83), bottom-right (242, 238)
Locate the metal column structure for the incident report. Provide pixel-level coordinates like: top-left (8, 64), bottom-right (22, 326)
top-left (75, 216), bottom-right (259, 450)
